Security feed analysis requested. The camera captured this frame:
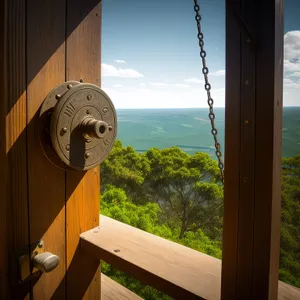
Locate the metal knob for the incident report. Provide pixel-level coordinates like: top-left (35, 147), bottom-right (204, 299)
top-left (80, 117), bottom-right (110, 140)
top-left (32, 252), bottom-right (60, 273)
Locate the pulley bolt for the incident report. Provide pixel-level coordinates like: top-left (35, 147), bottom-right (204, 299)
top-left (67, 84), bottom-right (73, 89)
top-left (85, 152), bottom-right (90, 159)
top-left (108, 125), bottom-right (113, 131)
top-left (87, 94), bottom-right (92, 100)
top-left (55, 94), bottom-right (61, 100)
top-left (66, 144), bottom-right (70, 151)
top-left (86, 110), bottom-right (90, 114)
top-left (62, 127), bottom-right (67, 133)
top-left (79, 78), bottom-right (84, 83)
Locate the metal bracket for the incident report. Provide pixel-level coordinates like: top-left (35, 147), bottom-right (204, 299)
top-left (18, 240), bottom-right (44, 284)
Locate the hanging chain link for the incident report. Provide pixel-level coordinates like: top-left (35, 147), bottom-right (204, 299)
top-left (193, 0), bottom-right (224, 184)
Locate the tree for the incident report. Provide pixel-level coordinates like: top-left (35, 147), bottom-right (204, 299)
top-left (101, 140), bottom-right (150, 204)
top-left (280, 155), bottom-right (300, 287)
top-left (144, 147), bottom-right (223, 239)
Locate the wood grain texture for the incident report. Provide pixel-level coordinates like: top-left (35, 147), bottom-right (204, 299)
top-left (0, 0), bottom-right (8, 297)
top-left (101, 274), bottom-right (142, 300)
top-left (235, 0), bottom-right (256, 298)
top-left (252, 0), bottom-right (284, 298)
top-left (26, 0), bottom-right (66, 298)
top-left (81, 215), bottom-right (222, 300)
top-left (0, 0), bottom-right (30, 298)
top-left (66, 1), bottom-right (101, 299)
top-left (221, 0), bottom-right (241, 298)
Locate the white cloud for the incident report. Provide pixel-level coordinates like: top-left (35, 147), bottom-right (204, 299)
top-left (284, 59), bottom-right (300, 73)
top-left (211, 70), bottom-right (225, 76)
top-left (184, 78), bottom-right (204, 84)
top-left (113, 84), bottom-right (123, 88)
top-left (289, 71), bottom-right (300, 77)
top-left (102, 63), bottom-right (144, 78)
top-left (140, 83), bottom-right (147, 86)
top-left (114, 60), bottom-right (126, 64)
top-left (149, 82), bottom-right (169, 87)
top-left (284, 78), bottom-right (300, 89)
top-left (284, 31), bottom-right (300, 60)
top-left (175, 84), bottom-right (190, 88)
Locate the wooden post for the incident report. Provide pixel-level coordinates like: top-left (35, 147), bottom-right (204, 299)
top-left (222, 0), bottom-right (284, 299)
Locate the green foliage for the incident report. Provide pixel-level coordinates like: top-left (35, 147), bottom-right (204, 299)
top-left (100, 142), bottom-right (300, 298)
top-left (280, 155), bottom-right (300, 287)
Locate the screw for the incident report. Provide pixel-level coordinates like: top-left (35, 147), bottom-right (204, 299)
top-left (66, 144), bottom-right (70, 151)
top-left (86, 110), bottom-right (90, 114)
top-left (62, 127), bottom-right (67, 133)
top-left (79, 78), bottom-right (84, 83)
top-left (114, 249), bottom-right (120, 253)
top-left (108, 125), bottom-right (113, 131)
top-left (55, 94), bottom-right (61, 100)
top-left (38, 241), bottom-right (43, 248)
top-left (85, 152), bottom-right (90, 159)
top-left (87, 94), bottom-right (92, 100)
top-left (67, 84), bottom-right (73, 89)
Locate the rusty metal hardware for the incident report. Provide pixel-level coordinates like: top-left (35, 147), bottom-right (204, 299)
top-left (39, 81), bottom-right (117, 171)
top-left (18, 240), bottom-right (59, 284)
top-left (193, 0), bottom-right (224, 184)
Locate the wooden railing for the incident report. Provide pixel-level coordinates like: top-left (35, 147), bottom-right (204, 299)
top-left (81, 215), bottom-right (300, 300)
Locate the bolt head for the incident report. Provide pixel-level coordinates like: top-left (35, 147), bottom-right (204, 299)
top-left (79, 78), bottom-right (84, 83)
top-left (85, 152), bottom-right (90, 159)
top-left (67, 84), bottom-right (73, 89)
top-left (66, 144), bottom-right (70, 151)
top-left (87, 94), bottom-right (92, 100)
top-left (55, 94), bottom-right (61, 100)
top-left (62, 127), bottom-right (67, 133)
top-left (86, 110), bottom-right (90, 114)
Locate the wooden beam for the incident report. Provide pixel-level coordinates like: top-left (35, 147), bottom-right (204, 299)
top-left (81, 215), bottom-right (300, 300)
top-left (101, 274), bottom-right (143, 300)
top-left (222, 0), bottom-right (284, 298)
top-left (65, 0), bottom-right (101, 298)
top-left (82, 215), bottom-right (222, 300)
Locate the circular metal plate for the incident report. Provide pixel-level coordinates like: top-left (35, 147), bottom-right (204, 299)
top-left (38, 81), bottom-right (80, 170)
top-left (50, 83), bottom-right (117, 170)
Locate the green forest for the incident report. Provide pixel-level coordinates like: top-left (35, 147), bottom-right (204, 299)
top-left (100, 140), bottom-right (300, 299)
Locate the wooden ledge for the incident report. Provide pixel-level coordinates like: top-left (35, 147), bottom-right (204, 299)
top-left (81, 215), bottom-right (221, 300)
top-left (81, 215), bottom-right (300, 300)
top-left (101, 273), bottom-right (142, 300)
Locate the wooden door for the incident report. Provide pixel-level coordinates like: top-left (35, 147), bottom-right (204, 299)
top-left (1, 0), bottom-right (101, 299)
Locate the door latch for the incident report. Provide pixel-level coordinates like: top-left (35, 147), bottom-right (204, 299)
top-left (38, 81), bottom-right (117, 171)
top-left (18, 240), bottom-right (59, 284)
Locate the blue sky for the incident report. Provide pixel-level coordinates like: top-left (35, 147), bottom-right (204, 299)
top-left (102, 0), bottom-right (300, 108)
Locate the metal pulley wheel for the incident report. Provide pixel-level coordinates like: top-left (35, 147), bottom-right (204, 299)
top-left (39, 81), bottom-right (117, 171)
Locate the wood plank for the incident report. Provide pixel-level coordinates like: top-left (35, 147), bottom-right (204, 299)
top-left (236, 0), bottom-right (256, 298)
top-left (26, 0), bottom-right (66, 298)
top-left (223, 0), bottom-right (284, 298)
top-left (81, 215), bottom-right (222, 300)
top-left (101, 274), bottom-right (142, 300)
top-left (221, 0), bottom-right (241, 298)
top-left (0, 0), bottom-right (30, 298)
top-left (6, 0), bottom-right (30, 298)
top-left (0, 0), bottom-right (9, 297)
top-left (81, 216), bottom-right (300, 300)
top-left (252, 0), bottom-right (284, 298)
top-left (65, 1), bottom-right (101, 299)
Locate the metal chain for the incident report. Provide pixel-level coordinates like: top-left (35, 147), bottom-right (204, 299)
top-left (193, 0), bottom-right (224, 184)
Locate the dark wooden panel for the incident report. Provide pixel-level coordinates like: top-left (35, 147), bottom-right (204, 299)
top-left (236, 0), bottom-right (256, 298)
top-left (66, 1), bottom-right (101, 299)
top-left (101, 274), bottom-right (142, 300)
top-left (81, 215), bottom-right (222, 300)
top-left (252, 0), bottom-right (284, 298)
top-left (0, 0), bottom-right (9, 297)
top-left (0, 0), bottom-right (30, 298)
top-left (221, 0), bottom-right (241, 298)
top-left (26, 0), bottom-right (66, 298)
